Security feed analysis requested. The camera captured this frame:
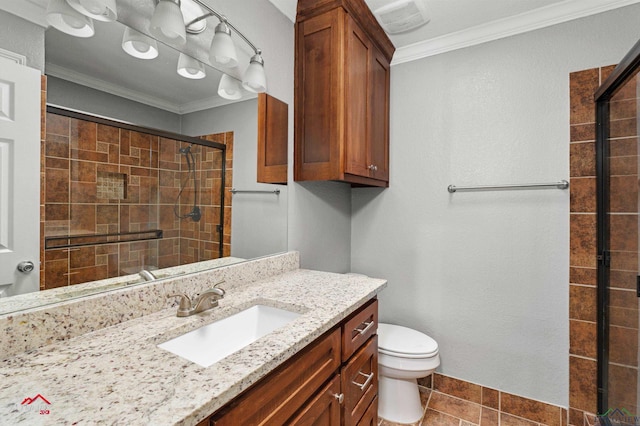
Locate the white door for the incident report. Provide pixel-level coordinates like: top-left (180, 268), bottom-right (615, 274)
top-left (0, 56), bottom-right (41, 297)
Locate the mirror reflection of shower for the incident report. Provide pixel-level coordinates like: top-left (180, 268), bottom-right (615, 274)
top-left (174, 144), bottom-right (201, 222)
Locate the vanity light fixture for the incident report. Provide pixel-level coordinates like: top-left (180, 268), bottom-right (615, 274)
top-left (188, 0), bottom-right (267, 93)
top-left (122, 27), bottom-right (159, 59)
top-left (242, 50), bottom-right (267, 93)
top-left (209, 20), bottom-right (238, 68)
top-left (177, 53), bottom-right (206, 79)
top-left (66, 0), bottom-right (117, 22)
top-left (217, 74), bottom-right (242, 100)
top-left (46, 0), bottom-right (95, 38)
top-left (150, 0), bottom-right (187, 45)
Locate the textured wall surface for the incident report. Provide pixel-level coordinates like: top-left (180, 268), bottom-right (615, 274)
top-left (351, 4), bottom-right (640, 406)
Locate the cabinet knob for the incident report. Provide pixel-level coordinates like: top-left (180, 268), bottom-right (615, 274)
top-left (367, 164), bottom-right (377, 171)
top-left (333, 393), bottom-right (344, 404)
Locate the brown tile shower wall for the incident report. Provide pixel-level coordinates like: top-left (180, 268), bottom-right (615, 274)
top-left (199, 132), bottom-right (233, 258)
top-left (42, 111), bottom-right (230, 290)
top-left (569, 65), bottom-right (639, 423)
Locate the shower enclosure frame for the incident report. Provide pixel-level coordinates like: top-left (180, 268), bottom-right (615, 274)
top-left (595, 38), bottom-right (640, 414)
top-left (46, 105), bottom-right (227, 261)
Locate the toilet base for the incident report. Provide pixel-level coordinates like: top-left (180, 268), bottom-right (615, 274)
top-left (378, 375), bottom-right (424, 424)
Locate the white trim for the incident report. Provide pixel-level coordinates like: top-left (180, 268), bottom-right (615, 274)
top-left (179, 92), bottom-right (257, 114)
top-left (45, 63), bottom-right (252, 115)
top-left (0, 48), bottom-right (26, 66)
top-left (45, 63), bottom-right (183, 114)
top-left (267, 0), bottom-right (297, 22)
top-left (391, 0), bottom-right (640, 65)
top-left (0, 0), bottom-right (48, 28)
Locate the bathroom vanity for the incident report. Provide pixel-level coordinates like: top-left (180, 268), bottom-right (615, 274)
top-left (0, 252), bottom-right (386, 425)
top-left (204, 299), bottom-right (378, 425)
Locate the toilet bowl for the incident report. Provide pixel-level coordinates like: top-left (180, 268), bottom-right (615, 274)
top-left (378, 323), bottom-right (440, 424)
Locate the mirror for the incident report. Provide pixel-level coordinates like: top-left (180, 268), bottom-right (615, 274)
top-left (0, 2), bottom-right (288, 315)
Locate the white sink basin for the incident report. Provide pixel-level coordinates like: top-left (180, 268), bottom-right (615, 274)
top-left (158, 304), bottom-right (301, 367)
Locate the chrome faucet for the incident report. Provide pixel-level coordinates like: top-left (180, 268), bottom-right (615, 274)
top-left (139, 269), bottom-right (157, 281)
top-left (168, 281), bottom-right (225, 317)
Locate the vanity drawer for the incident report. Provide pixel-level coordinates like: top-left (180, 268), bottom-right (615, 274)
top-left (210, 328), bottom-right (341, 425)
top-left (341, 335), bottom-right (378, 426)
top-left (342, 299), bottom-right (378, 361)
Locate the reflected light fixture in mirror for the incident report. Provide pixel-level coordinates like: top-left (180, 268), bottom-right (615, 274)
top-left (46, 0), bottom-right (95, 37)
top-left (218, 74), bottom-right (243, 100)
top-left (242, 50), bottom-right (267, 93)
top-left (122, 27), bottom-right (159, 59)
top-left (150, 0), bottom-right (187, 45)
top-left (177, 53), bottom-right (206, 79)
top-left (209, 19), bottom-right (238, 68)
top-left (66, 0), bottom-right (117, 22)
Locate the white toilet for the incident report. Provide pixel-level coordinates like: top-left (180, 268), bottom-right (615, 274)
top-left (378, 323), bottom-right (440, 424)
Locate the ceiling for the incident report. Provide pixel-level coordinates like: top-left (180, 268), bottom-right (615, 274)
top-left (2, 0), bottom-right (639, 112)
top-left (269, 0), bottom-right (640, 64)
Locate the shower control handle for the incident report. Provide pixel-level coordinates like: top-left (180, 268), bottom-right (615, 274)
top-left (17, 261), bottom-right (35, 274)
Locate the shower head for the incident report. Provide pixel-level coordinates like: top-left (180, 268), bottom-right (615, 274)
top-left (179, 144), bottom-right (193, 155)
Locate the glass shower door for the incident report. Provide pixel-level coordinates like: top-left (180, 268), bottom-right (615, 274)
top-left (597, 51), bottom-right (640, 417)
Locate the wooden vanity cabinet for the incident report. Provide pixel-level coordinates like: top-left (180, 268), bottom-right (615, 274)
top-left (294, 0), bottom-right (394, 187)
top-left (203, 298), bottom-right (379, 426)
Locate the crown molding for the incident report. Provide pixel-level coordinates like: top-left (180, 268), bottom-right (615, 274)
top-left (0, 0), bottom-right (48, 28)
top-left (46, 63), bottom-right (254, 115)
top-left (45, 63), bottom-right (183, 114)
top-left (391, 0), bottom-right (640, 65)
top-left (179, 92), bottom-right (257, 114)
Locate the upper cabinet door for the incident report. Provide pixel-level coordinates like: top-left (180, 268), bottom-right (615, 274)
top-left (257, 93), bottom-right (288, 184)
top-left (368, 47), bottom-right (390, 182)
top-left (294, 9), bottom-right (344, 182)
top-left (344, 16), bottom-right (371, 178)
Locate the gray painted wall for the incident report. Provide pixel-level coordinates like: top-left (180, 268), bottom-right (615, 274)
top-left (0, 10), bottom-right (44, 72)
top-left (182, 99), bottom-right (288, 259)
top-left (351, 4), bottom-right (640, 407)
top-left (46, 76), bottom-right (182, 133)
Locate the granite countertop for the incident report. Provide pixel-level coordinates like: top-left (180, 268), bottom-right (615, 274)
top-left (0, 269), bottom-right (386, 425)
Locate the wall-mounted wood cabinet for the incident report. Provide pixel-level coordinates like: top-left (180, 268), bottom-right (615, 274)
top-left (257, 93), bottom-right (288, 184)
top-left (294, 0), bottom-right (394, 188)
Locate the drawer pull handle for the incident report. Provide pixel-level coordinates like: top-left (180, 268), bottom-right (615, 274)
top-left (352, 371), bottom-right (374, 391)
top-left (355, 320), bottom-right (375, 335)
top-left (333, 393), bottom-right (344, 404)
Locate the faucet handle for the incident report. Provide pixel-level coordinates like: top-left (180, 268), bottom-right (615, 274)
top-left (167, 293), bottom-right (192, 311)
top-left (213, 280), bottom-right (226, 296)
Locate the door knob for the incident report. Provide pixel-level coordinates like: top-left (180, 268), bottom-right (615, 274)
top-left (17, 261), bottom-right (35, 273)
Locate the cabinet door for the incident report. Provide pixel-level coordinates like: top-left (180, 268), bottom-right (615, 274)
top-left (368, 47), bottom-right (389, 182)
top-left (341, 336), bottom-right (378, 426)
top-left (295, 8), bottom-right (343, 182)
top-left (344, 15), bottom-right (370, 178)
top-left (257, 93), bottom-right (288, 184)
top-left (357, 396), bottom-right (378, 426)
top-left (288, 375), bottom-right (342, 425)
top-left (210, 329), bottom-right (341, 425)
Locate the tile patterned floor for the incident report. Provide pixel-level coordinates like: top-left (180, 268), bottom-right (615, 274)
top-left (378, 387), bottom-right (559, 426)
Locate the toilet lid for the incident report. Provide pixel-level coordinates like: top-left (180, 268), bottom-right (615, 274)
top-left (378, 323), bottom-right (438, 358)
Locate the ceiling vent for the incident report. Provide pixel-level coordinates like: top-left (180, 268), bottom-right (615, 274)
top-left (372, 0), bottom-right (430, 34)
